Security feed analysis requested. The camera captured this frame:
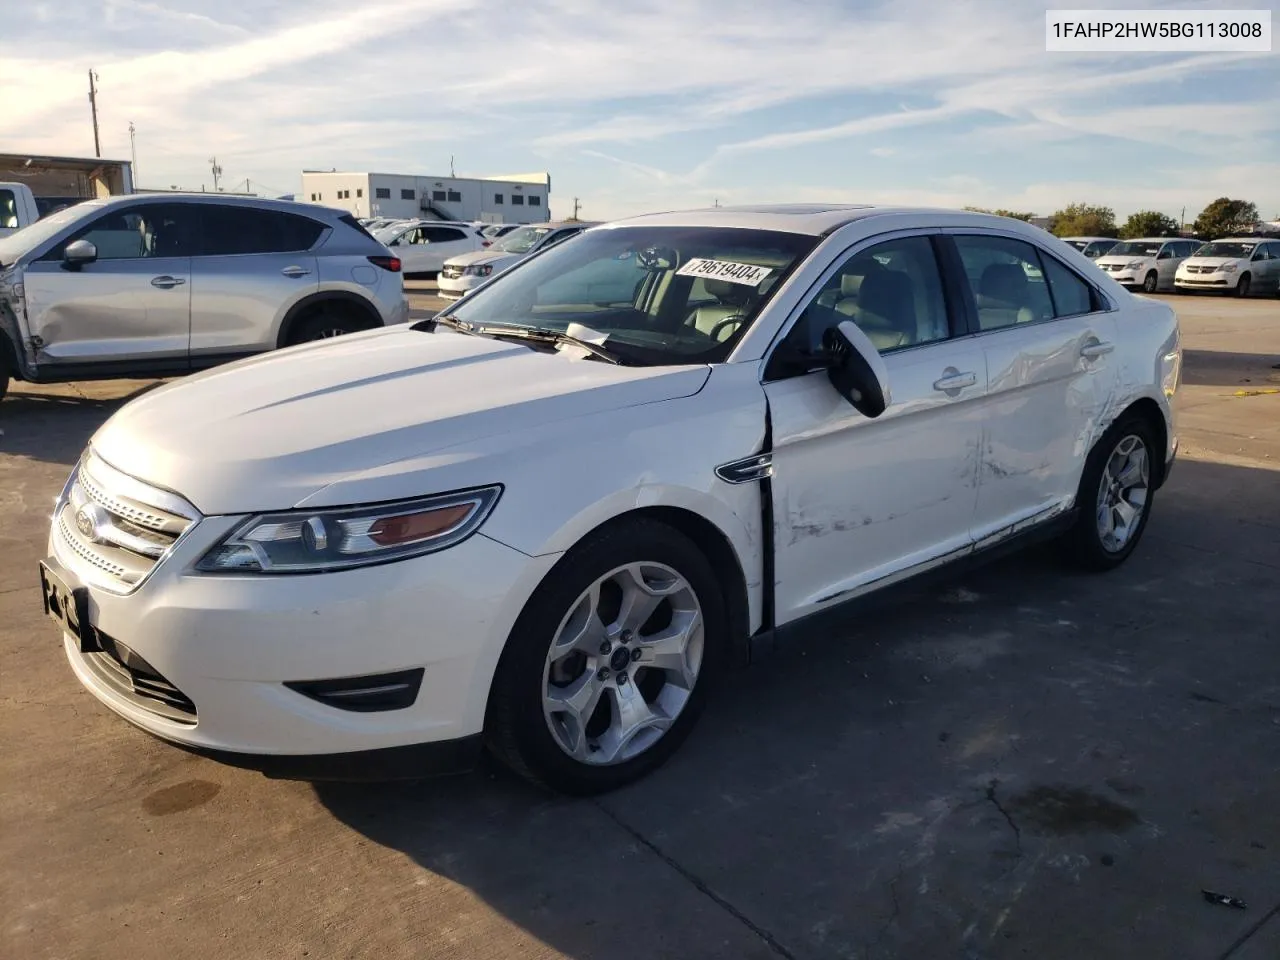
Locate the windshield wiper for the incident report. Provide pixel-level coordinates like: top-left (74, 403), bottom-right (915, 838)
top-left (470, 324), bottom-right (626, 365)
top-left (411, 313), bottom-right (475, 334)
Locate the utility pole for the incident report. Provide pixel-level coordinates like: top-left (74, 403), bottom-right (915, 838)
top-left (209, 157), bottom-right (222, 192)
top-left (450, 155), bottom-right (456, 177)
top-left (128, 122), bottom-right (137, 186)
top-left (572, 197), bottom-right (581, 220)
top-left (1180, 206), bottom-right (1185, 233)
top-left (88, 69), bottom-right (101, 157)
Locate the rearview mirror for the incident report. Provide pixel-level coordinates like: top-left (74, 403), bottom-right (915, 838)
top-left (63, 239), bottom-right (98, 268)
top-left (823, 320), bottom-right (890, 418)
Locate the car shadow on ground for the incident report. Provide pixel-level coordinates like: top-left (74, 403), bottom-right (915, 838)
top-left (0, 381), bottom-right (162, 464)
top-left (1180, 349), bottom-right (1280, 389)
top-left (313, 458), bottom-right (1280, 960)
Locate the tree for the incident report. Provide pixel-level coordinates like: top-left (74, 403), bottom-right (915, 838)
top-left (1119, 211), bottom-right (1180, 239)
top-left (1049, 203), bottom-right (1117, 238)
top-left (1192, 197), bottom-right (1259, 239)
top-left (964, 206), bottom-right (1036, 222)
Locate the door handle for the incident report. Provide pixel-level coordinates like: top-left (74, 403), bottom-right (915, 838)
top-left (150, 276), bottom-right (186, 288)
top-left (933, 370), bottom-right (978, 392)
top-left (281, 266), bottom-right (311, 278)
top-left (1080, 340), bottom-right (1114, 359)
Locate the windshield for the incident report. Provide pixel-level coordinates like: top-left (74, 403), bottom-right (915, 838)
top-left (495, 226), bottom-right (551, 254)
top-left (1108, 241), bottom-right (1162, 257)
top-left (0, 200), bottom-right (101, 264)
top-left (1084, 240), bottom-right (1116, 257)
top-left (1193, 241), bottom-right (1255, 258)
top-left (1066, 240), bottom-right (1088, 252)
top-left (440, 225), bottom-right (817, 366)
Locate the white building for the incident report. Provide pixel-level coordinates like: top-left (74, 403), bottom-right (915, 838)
top-left (300, 170), bottom-right (551, 223)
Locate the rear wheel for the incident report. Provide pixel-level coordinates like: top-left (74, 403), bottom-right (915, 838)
top-left (1235, 273), bottom-right (1251, 298)
top-left (1142, 271), bottom-right (1158, 294)
top-left (486, 518), bottom-right (726, 795)
top-left (286, 303), bottom-right (372, 345)
top-left (1060, 414), bottom-right (1158, 571)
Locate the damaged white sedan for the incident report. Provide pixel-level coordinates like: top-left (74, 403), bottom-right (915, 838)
top-left (41, 204), bottom-right (1181, 794)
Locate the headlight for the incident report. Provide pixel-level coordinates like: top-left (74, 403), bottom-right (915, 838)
top-left (1220, 262), bottom-right (1238, 273)
top-left (465, 264), bottom-right (494, 277)
top-left (1126, 260), bottom-right (1145, 269)
top-left (196, 485), bottom-right (502, 574)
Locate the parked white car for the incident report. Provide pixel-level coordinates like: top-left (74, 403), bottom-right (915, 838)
top-left (40, 205), bottom-right (1180, 794)
top-left (0, 182), bottom-right (41, 237)
top-left (437, 221), bottom-right (596, 300)
top-left (378, 221), bottom-right (486, 275)
top-left (1174, 238), bottom-right (1280, 297)
top-left (1094, 237), bottom-right (1199, 292)
top-left (1061, 236), bottom-right (1119, 259)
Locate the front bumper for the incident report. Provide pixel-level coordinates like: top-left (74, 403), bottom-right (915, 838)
top-left (1175, 274), bottom-right (1235, 289)
top-left (49, 519), bottom-right (560, 774)
top-left (436, 274), bottom-right (482, 299)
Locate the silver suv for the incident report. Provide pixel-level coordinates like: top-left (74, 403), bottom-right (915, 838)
top-left (0, 194), bottom-right (408, 399)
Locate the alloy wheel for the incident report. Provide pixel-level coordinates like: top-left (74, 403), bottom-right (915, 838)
top-left (1096, 434), bottom-right (1150, 553)
top-left (542, 562), bottom-right (704, 766)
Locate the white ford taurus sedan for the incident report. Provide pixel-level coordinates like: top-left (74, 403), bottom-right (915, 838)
top-left (40, 204), bottom-right (1181, 794)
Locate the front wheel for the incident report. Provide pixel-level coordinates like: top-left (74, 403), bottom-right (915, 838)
top-left (1060, 415), bottom-right (1158, 571)
top-left (1142, 271), bottom-right (1158, 293)
top-left (486, 518), bottom-right (726, 795)
top-left (1235, 273), bottom-right (1251, 298)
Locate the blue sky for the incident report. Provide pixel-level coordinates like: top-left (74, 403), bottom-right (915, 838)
top-left (2, 0), bottom-right (1277, 222)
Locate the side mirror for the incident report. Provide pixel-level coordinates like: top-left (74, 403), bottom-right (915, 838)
top-left (63, 239), bottom-right (98, 269)
top-left (823, 320), bottom-right (890, 418)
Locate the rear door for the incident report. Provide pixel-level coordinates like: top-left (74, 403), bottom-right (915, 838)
top-left (947, 231), bottom-right (1119, 539)
top-left (22, 202), bottom-right (195, 367)
top-left (188, 205), bottom-right (322, 358)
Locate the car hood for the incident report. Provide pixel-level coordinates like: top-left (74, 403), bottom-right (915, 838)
top-left (443, 250), bottom-right (521, 269)
top-left (91, 326), bottom-right (710, 515)
top-left (1179, 257), bottom-right (1240, 269)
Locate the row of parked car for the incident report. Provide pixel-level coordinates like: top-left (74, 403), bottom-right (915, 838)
top-left (1064, 235), bottom-right (1280, 296)
top-left (355, 215), bottom-right (598, 292)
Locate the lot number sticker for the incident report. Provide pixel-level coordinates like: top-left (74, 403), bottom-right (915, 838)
top-left (676, 258), bottom-right (774, 287)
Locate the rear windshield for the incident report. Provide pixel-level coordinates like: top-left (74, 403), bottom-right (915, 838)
top-left (442, 225), bottom-right (818, 366)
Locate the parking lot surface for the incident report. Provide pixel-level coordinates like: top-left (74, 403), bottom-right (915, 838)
top-left (2, 294), bottom-right (1278, 960)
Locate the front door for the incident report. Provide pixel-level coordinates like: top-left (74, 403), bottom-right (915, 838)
top-left (22, 203), bottom-right (194, 367)
top-left (949, 232), bottom-right (1119, 538)
top-left (188, 204), bottom-right (321, 357)
top-left (763, 233), bottom-right (987, 625)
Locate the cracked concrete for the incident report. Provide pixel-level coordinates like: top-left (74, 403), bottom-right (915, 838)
top-left (2, 293), bottom-right (1280, 960)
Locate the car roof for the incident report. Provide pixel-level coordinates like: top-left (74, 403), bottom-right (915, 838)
top-left (1199, 237), bottom-right (1263, 244)
top-left (1063, 236), bottom-right (1115, 242)
top-left (598, 203), bottom-right (1050, 237)
top-left (1115, 237), bottom-right (1179, 243)
top-left (92, 192), bottom-right (355, 222)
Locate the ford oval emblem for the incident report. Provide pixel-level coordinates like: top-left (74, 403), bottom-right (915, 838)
top-left (75, 504), bottom-right (107, 543)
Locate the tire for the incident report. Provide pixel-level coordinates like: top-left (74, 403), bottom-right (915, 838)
top-left (1142, 271), bottom-right (1158, 294)
top-left (285, 304), bottom-right (371, 346)
top-left (486, 518), bottom-right (727, 795)
top-left (1234, 273), bottom-right (1251, 298)
top-left (1060, 414), bottom-right (1159, 572)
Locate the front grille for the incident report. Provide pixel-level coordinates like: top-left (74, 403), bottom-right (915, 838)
top-left (52, 451), bottom-right (199, 593)
top-left (441, 265), bottom-right (465, 279)
top-left (81, 630), bottom-right (197, 724)
top-left (1187, 265), bottom-right (1219, 274)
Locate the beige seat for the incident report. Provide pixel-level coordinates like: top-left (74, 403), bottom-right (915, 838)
top-left (846, 269), bottom-right (917, 351)
top-left (976, 264), bottom-right (1036, 329)
top-left (686, 279), bottom-right (755, 341)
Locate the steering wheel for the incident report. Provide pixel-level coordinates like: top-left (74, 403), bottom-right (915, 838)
top-left (708, 315), bottom-right (747, 341)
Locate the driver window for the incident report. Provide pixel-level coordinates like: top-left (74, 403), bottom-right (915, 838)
top-left (782, 235), bottom-right (951, 356)
top-left (43, 205), bottom-right (191, 261)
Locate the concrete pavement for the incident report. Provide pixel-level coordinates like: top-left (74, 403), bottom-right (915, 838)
top-left (2, 293), bottom-right (1278, 960)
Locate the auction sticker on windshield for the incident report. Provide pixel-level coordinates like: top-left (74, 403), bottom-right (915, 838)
top-left (676, 258), bottom-right (773, 286)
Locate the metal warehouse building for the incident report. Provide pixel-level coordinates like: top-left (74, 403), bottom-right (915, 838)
top-left (300, 170), bottom-right (551, 223)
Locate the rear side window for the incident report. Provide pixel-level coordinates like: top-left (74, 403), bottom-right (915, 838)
top-left (1041, 256), bottom-right (1097, 317)
top-left (953, 236), bottom-right (1056, 331)
top-left (421, 227), bottom-right (466, 243)
top-left (198, 206), bottom-right (325, 256)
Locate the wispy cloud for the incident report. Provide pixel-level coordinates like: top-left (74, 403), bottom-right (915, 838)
top-left (1, 0), bottom-right (1275, 219)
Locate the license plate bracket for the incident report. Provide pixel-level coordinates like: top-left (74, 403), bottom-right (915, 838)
top-left (39, 559), bottom-right (99, 653)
